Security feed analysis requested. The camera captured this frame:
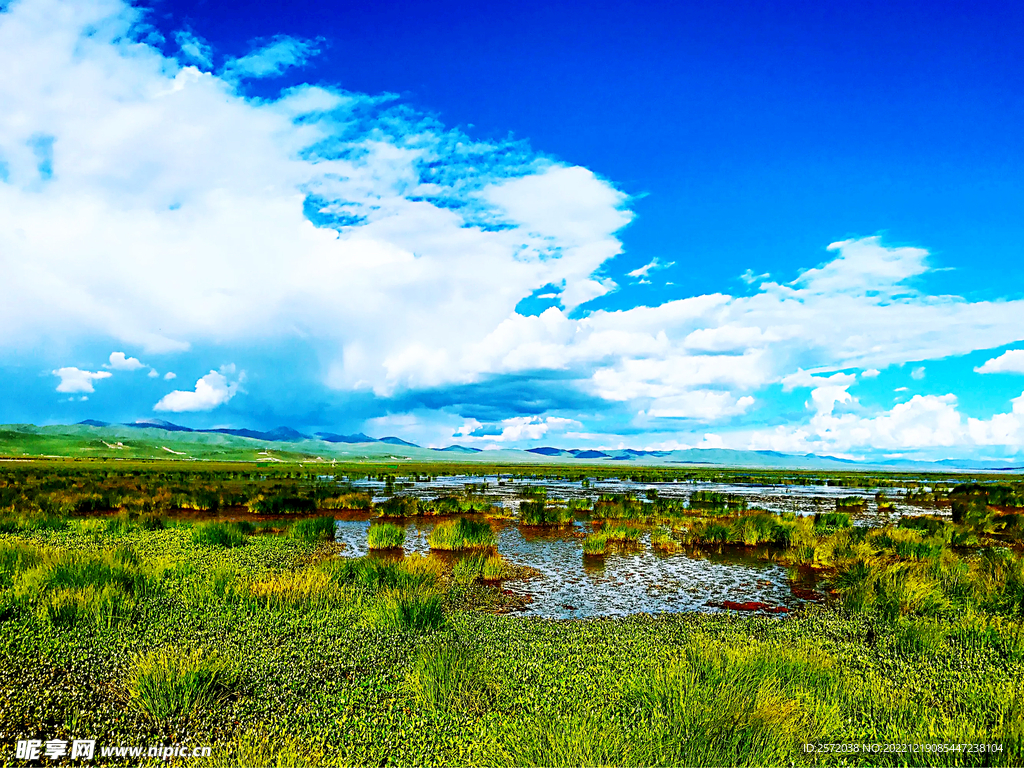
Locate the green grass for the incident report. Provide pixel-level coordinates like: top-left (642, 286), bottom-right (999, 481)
top-left (815, 510), bottom-right (852, 528)
top-left (651, 527), bottom-right (680, 553)
top-left (405, 642), bottom-right (490, 713)
top-left (191, 522), bottom-right (246, 548)
top-left (289, 515), bottom-right (336, 542)
top-left (582, 532), bottom-right (608, 555)
top-left (4, 465), bottom-right (1024, 766)
top-left (518, 501), bottom-right (573, 526)
top-left (481, 553), bottom-right (511, 580)
top-left (377, 495), bottom-right (419, 517)
top-left (427, 517), bottom-right (495, 551)
top-left (367, 522), bottom-right (405, 549)
top-left (364, 584), bottom-right (445, 632)
top-left (126, 647), bottom-right (237, 723)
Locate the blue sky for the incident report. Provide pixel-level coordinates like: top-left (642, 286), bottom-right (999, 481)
top-left (1, 0), bottom-right (1023, 459)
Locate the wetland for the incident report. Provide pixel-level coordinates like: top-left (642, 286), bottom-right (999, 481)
top-left (1, 460), bottom-right (1022, 766)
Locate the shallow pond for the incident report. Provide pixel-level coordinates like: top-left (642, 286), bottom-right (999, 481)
top-left (335, 515), bottom-right (814, 619)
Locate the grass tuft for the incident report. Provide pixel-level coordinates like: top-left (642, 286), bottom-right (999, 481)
top-left (126, 647), bottom-right (236, 723)
top-left (367, 522), bottom-right (405, 550)
top-left (428, 517), bottom-right (495, 551)
top-left (192, 522), bottom-right (246, 548)
top-left (288, 515), bottom-right (336, 542)
top-left (365, 584), bottom-right (445, 632)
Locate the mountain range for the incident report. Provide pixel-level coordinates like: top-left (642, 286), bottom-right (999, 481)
top-left (0, 419), bottom-right (1019, 472)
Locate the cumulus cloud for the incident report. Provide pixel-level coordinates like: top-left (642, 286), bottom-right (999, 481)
top-left (153, 368), bottom-right (243, 412)
top-left (456, 416), bottom-right (581, 443)
top-left (106, 351), bottom-right (145, 371)
top-left (52, 367), bottom-right (111, 393)
top-left (163, 372), bottom-right (176, 380)
top-left (976, 349), bottom-right (1024, 375)
top-left (5, 0), bottom-right (1024, 456)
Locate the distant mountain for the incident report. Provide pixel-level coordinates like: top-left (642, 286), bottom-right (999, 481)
top-left (10, 421), bottom-right (1023, 472)
top-left (573, 449), bottom-right (610, 459)
top-left (205, 426), bottom-right (307, 442)
top-left (526, 447), bottom-right (568, 456)
top-left (379, 436), bottom-right (419, 447)
top-left (127, 419), bottom-right (194, 432)
top-left (316, 432), bottom-right (377, 444)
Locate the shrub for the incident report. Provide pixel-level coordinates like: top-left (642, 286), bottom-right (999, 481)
top-left (428, 518), bottom-right (495, 551)
top-left (126, 647), bottom-right (236, 723)
top-left (192, 522), bottom-right (246, 548)
top-left (367, 522), bottom-right (405, 550)
top-left (289, 515), bottom-right (336, 542)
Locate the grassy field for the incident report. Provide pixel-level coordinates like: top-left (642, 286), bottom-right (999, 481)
top-left (1, 462), bottom-right (1023, 765)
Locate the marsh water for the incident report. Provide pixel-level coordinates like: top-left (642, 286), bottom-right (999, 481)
top-left (327, 473), bottom-right (941, 619)
top-left (334, 514), bottom-right (809, 619)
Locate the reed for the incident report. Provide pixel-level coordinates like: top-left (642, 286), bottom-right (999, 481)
top-left (192, 522), bottom-right (246, 548)
top-left (519, 501), bottom-right (573, 526)
top-left (582, 532), bottom-right (609, 555)
top-left (367, 522), bottom-right (405, 550)
top-left (428, 518), bottom-right (495, 551)
top-left (365, 584), bottom-right (445, 632)
top-left (406, 643), bottom-right (490, 713)
top-left (289, 515), bottom-right (336, 542)
top-left (126, 647), bottom-right (237, 723)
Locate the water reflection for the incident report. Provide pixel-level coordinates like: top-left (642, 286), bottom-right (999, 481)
top-left (335, 516), bottom-right (810, 620)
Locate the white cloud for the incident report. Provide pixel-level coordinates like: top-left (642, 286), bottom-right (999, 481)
top-left (153, 368), bottom-right (242, 412)
top-left (164, 372), bottom-right (176, 380)
top-left (911, 366), bottom-right (926, 380)
top-left (627, 257), bottom-right (674, 280)
top-left (107, 351), bottom-right (144, 371)
top-left (5, 0), bottom-right (1024, 456)
top-left (455, 415), bottom-right (581, 443)
top-left (222, 36), bottom-right (320, 80)
top-left (147, 369), bottom-right (159, 378)
top-left (0, 0), bottom-right (632, 389)
top-left (52, 367), bottom-right (111, 393)
top-left (644, 391), bottom-right (755, 420)
top-left (862, 368), bottom-right (880, 378)
top-left (976, 349), bottom-right (1024, 375)
top-left (174, 30), bottom-right (212, 68)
